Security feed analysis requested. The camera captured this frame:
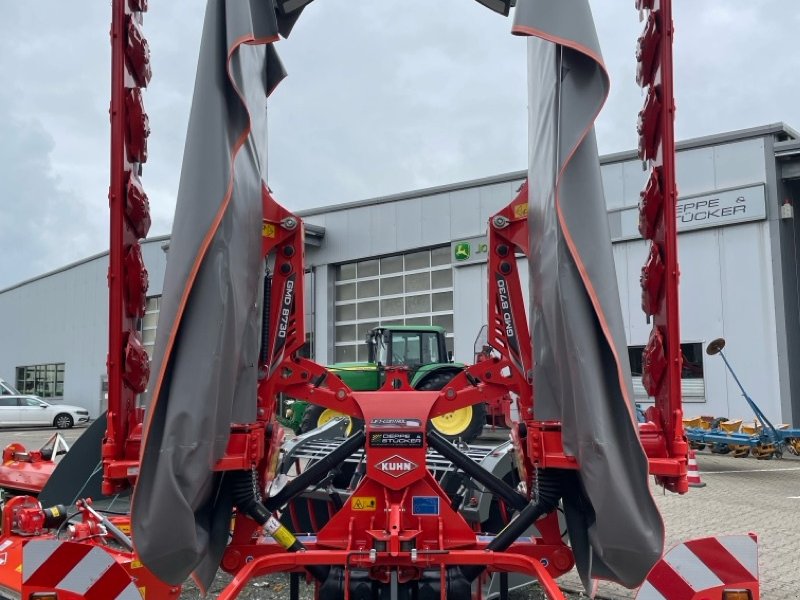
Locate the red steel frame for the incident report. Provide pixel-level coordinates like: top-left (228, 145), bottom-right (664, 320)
top-left (635, 0), bottom-right (688, 491)
top-left (105, 0), bottom-right (152, 495)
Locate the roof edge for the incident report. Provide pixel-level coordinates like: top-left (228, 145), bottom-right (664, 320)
top-left (0, 235), bottom-right (171, 295)
top-left (300, 123), bottom-right (799, 217)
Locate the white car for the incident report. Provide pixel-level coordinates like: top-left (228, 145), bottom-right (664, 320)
top-left (0, 395), bottom-right (90, 429)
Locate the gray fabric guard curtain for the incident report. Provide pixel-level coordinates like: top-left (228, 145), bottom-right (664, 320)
top-left (513, 0), bottom-right (664, 590)
top-left (132, 0), bottom-right (305, 590)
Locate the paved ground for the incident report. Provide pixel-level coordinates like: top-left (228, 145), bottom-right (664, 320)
top-left (1, 426), bottom-right (797, 598)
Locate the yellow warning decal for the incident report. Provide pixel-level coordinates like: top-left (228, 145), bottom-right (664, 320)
top-left (131, 559), bottom-right (143, 569)
top-left (271, 525), bottom-right (297, 549)
top-left (15, 565), bottom-right (21, 573)
top-left (262, 222), bottom-right (276, 238)
top-left (139, 586), bottom-right (146, 598)
top-left (50, 507), bottom-right (60, 517)
top-left (514, 203), bottom-right (529, 219)
top-left (351, 496), bottom-right (376, 511)
top-left (117, 523), bottom-right (131, 534)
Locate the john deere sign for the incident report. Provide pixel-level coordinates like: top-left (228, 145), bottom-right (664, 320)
top-left (454, 242), bottom-right (471, 261)
top-left (451, 236), bottom-right (488, 266)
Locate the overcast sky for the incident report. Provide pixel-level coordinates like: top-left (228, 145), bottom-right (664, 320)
top-left (1, 1), bottom-right (798, 289)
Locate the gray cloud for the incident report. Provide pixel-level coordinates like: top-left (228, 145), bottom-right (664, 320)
top-left (1, 1), bottom-right (799, 287)
top-left (0, 93), bottom-right (93, 288)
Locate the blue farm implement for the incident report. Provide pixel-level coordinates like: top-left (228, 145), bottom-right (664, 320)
top-left (683, 338), bottom-right (800, 459)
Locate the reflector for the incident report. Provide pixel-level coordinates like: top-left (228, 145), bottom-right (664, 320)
top-left (722, 591), bottom-right (753, 600)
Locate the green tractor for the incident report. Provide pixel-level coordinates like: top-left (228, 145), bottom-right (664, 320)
top-left (283, 326), bottom-right (487, 443)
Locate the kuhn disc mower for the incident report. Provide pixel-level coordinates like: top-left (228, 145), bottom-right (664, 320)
top-left (0, 1), bottom-right (761, 600)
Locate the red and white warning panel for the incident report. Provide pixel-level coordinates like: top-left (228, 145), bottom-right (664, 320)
top-left (636, 534), bottom-right (759, 599)
top-left (23, 540), bottom-right (144, 600)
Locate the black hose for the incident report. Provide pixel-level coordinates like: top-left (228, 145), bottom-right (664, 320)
top-left (427, 430), bottom-right (528, 511)
top-left (460, 468), bottom-right (563, 581)
top-left (230, 470), bottom-right (329, 582)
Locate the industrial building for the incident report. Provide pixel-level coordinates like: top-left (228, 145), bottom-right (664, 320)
top-left (2, 124), bottom-right (800, 425)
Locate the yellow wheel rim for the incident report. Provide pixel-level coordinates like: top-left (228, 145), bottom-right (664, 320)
top-left (318, 408), bottom-right (352, 436)
top-left (431, 406), bottom-right (473, 437)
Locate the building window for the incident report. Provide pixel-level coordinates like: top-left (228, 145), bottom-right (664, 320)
top-left (15, 363), bottom-right (65, 399)
top-left (334, 247), bottom-right (454, 362)
top-left (140, 296), bottom-right (162, 357)
top-left (628, 342), bottom-right (705, 402)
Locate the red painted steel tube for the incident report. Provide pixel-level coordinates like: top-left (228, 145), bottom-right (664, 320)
top-left (216, 550), bottom-right (566, 600)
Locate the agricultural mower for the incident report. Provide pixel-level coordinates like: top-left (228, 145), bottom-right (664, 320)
top-left (0, 1), bottom-right (762, 600)
top-left (683, 338), bottom-right (800, 459)
top-left (283, 325), bottom-right (495, 442)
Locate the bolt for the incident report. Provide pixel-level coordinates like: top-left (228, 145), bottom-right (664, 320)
top-left (492, 215), bottom-right (509, 229)
top-left (445, 388), bottom-right (456, 400)
top-left (282, 217), bottom-right (298, 230)
top-left (336, 389), bottom-right (347, 400)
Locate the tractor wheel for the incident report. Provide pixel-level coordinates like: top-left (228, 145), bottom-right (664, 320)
top-left (298, 404), bottom-right (361, 436)
top-left (417, 371), bottom-right (487, 443)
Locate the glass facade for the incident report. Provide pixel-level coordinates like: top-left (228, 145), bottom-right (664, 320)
top-left (333, 247), bottom-right (454, 362)
top-left (15, 363), bottom-right (65, 398)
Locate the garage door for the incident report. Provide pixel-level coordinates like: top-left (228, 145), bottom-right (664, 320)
top-left (333, 247), bottom-right (454, 362)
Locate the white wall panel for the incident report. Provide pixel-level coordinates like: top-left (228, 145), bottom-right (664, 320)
top-left (449, 188), bottom-right (483, 239)
top-left (453, 263), bottom-right (486, 363)
top-left (713, 139), bottom-right (766, 189)
top-left (370, 201), bottom-right (398, 256)
top-left (621, 160), bottom-right (649, 208)
top-left (601, 163), bottom-right (625, 210)
top-left (717, 222), bottom-right (781, 422)
top-left (421, 194), bottom-right (451, 248)
top-left (676, 147), bottom-right (716, 197)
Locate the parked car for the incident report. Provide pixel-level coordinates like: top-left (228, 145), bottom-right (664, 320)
top-left (0, 378), bottom-right (21, 396)
top-left (0, 394), bottom-right (90, 429)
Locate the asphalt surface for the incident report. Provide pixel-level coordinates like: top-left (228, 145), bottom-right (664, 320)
top-left (1, 426), bottom-right (797, 599)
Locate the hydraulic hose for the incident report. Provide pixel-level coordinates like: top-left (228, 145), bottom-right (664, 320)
top-left (230, 470), bottom-right (329, 582)
top-left (460, 468), bottom-right (563, 581)
top-left (265, 429), bottom-right (366, 511)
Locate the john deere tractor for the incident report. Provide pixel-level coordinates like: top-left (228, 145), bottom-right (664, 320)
top-left (285, 326), bottom-right (487, 442)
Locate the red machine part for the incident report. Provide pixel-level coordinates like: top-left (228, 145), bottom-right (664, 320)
top-left (0, 443), bottom-right (59, 495)
top-left (635, 0), bottom-right (688, 492)
top-left (639, 167), bottom-right (663, 240)
top-left (124, 243), bottom-right (148, 318)
top-left (105, 0), bottom-right (151, 496)
top-left (125, 171), bottom-right (152, 239)
top-left (641, 243), bottom-right (665, 316)
top-left (637, 84), bottom-right (662, 162)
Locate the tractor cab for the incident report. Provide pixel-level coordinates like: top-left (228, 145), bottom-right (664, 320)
top-left (367, 326), bottom-right (451, 371)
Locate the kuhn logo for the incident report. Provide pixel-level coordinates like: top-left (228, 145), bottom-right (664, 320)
top-left (376, 455), bottom-right (417, 477)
